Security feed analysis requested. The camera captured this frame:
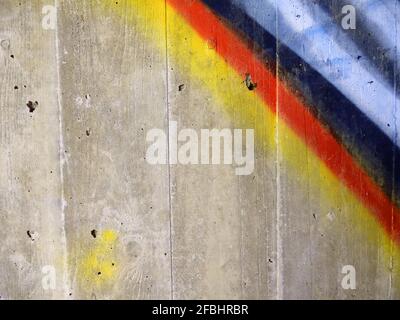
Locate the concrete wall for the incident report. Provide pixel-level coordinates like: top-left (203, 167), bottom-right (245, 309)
top-left (0, 0), bottom-right (399, 299)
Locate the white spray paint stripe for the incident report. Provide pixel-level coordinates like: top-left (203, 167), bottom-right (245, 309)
top-left (55, 0), bottom-right (71, 298)
top-left (347, 0), bottom-right (399, 62)
top-left (233, 0), bottom-right (400, 146)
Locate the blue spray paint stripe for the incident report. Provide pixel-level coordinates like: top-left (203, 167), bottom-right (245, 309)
top-left (201, 0), bottom-right (399, 205)
top-left (317, 0), bottom-right (399, 93)
top-left (232, 0), bottom-right (399, 148)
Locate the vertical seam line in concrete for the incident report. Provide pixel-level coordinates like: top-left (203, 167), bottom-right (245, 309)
top-left (300, 3), bottom-right (313, 298)
top-left (55, 0), bottom-right (70, 298)
top-left (388, 0), bottom-right (398, 299)
top-left (275, 0), bottom-right (283, 300)
top-left (164, 0), bottom-right (174, 300)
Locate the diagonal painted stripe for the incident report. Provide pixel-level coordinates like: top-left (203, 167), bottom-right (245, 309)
top-left (166, 0), bottom-right (400, 244)
top-left (110, 0), bottom-right (400, 273)
top-left (201, 0), bottom-right (400, 214)
top-left (232, 0), bottom-right (400, 148)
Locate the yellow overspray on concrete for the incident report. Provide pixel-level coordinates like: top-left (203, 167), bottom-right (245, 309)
top-left (79, 230), bottom-right (118, 288)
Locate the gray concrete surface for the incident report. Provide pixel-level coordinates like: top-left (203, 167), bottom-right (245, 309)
top-left (0, 0), bottom-right (399, 299)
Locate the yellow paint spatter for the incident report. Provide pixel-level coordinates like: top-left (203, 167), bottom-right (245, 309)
top-left (79, 230), bottom-right (119, 287)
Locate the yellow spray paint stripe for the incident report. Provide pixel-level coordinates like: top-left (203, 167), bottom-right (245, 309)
top-left (105, 0), bottom-right (400, 277)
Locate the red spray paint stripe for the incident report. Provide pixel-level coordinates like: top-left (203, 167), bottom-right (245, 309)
top-left (167, 0), bottom-right (400, 242)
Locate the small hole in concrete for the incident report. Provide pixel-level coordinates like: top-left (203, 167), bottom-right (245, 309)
top-left (26, 101), bottom-right (38, 113)
top-left (245, 73), bottom-right (257, 90)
